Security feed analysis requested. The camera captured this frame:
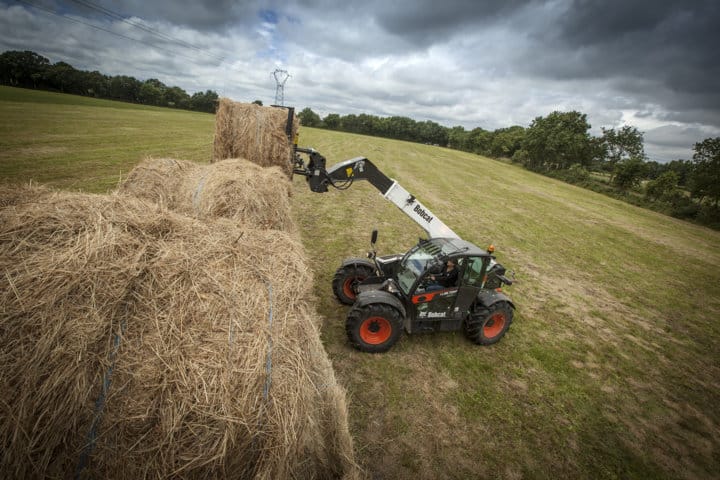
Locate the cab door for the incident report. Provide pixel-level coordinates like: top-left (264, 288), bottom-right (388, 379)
top-left (411, 256), bottom-right (489, 329)
top-left (453, 255), bottom-right (489, 314)
top-left (411, 258), bottom-right (465, 331)
top-left (412, 286), bottom-right (459, 324)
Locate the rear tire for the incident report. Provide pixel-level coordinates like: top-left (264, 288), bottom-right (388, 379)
top-left (346, 303), bottom-right (403, 353)
top-left (465, 301), bottom-right (513, 345)
top-left (332, 264), bottom-right (374, 305)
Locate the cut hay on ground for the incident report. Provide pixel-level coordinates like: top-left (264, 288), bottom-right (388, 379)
top-left (213, 98), bottom-right (298, 177)
top-left (0, 185), bottom-right (358, 479)
top-left (119, 157), bottom-right (295, 232)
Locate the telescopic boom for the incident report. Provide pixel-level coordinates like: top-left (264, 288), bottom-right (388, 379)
top-left (293, 147), bottom-right (460, 239)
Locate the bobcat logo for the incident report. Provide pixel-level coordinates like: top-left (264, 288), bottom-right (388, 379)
top-left (413, 204), bottom-right (433, 223)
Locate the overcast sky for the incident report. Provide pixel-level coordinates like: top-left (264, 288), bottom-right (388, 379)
top-left (2, 0), bottom-right (719, 162)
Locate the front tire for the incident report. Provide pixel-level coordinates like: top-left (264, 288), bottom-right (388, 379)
top-left (346, 303), bottom-right (403, 353)
top-left (465, 301), bottom-right (513, 345)
top-left (332, 264), bottom-right (374, 305)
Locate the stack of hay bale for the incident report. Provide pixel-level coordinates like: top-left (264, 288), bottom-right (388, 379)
top-left (0, 101), bottom-right (358, 479)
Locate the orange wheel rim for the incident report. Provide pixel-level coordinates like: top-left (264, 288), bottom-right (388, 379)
top-left (342, 276), bottom-right (365, 300)
top-left (359, 316), bottom-right (392, 345)
top-left (483, 312), bottom-right (506, 339)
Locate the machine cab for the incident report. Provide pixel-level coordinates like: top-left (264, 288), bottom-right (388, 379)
top-left (394, 238), bottom-right (495, 333)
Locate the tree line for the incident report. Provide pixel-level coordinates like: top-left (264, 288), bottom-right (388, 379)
top-left (0, 50), bottom-right (218, 113)
top-left (297, 108), bottom-right (450, 146)
top-left (298, 108), bottom-right (720, 229)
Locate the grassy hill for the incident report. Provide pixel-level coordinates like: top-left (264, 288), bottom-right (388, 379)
top-left (2, 86), bottom-right (719, 479)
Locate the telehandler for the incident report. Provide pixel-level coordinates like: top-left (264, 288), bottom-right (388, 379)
top-left (277, 106), bottom-right (514, 353)
top-left (291, 145), bottom-right (514, 353)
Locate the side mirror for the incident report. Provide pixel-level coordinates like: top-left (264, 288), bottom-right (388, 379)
top-left (371, 229), bottom-right (378, 245)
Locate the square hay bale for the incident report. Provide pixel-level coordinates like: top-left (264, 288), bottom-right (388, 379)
top-left (213, 98), bottom-right (298, 178)
top-left (0, 185), bottom-right (358, 479)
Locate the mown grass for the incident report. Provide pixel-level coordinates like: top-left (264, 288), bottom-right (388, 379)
top-left (0, 86), bottom-right (213, 192)
top-left (291, 129), bottom-right (720, 480)
top-left (2, 86), bottom-right (719, 479)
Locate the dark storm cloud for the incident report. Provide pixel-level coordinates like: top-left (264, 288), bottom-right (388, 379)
top-left (536, 1), bottom-right (720, 102)
top-left (56, 0), bottom-right (259, 32)
top-left (372, 0), bottom-right (533, 45)
top-left (557, 0), bottom-right (683, 44)
top-left (645, 125), bottom-right (702, 149)
top-left (644, 124), bottom-right (715, 161)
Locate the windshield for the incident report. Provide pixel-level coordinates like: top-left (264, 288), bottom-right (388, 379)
top-left (396, 239), bottom-right (458, 294)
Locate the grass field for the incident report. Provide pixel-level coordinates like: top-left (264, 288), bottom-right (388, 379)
top-left (2, 86), bottom-right (719, 479)
top-left (0, 86), bottom-right (214, 192)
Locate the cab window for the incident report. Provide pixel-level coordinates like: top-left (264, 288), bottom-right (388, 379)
top-left (462, 256), bottom-right (486, 287)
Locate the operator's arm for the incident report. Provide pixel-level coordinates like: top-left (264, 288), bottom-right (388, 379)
top-left (431, 268), bottom-right (458, 287)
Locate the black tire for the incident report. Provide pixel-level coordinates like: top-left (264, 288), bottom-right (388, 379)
top-left (346, 303), bottom-right (403, 353)
top-left (332, 264), bottom-right (374, 305)
top-left (464, 301), bottom-right (513, 346)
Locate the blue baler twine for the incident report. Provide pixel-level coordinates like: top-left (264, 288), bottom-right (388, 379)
top-left (75, 320), bottom-right (126, 479)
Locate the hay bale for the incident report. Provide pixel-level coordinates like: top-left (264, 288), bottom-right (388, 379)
top-left (0, 186), bottom-right (358, 479)
top-left (213, 98), bottom-right (298, 177)
top-left (0, 181), bottom-right (51, 207)
top-left (119, 157), bottom-right (295, 232)
top-left (116, 157), bottom-right (194, 208)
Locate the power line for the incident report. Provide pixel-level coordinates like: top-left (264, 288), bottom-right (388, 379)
top-left (11, 0), bottom-right (273, 102)
top-left (66, 0), bottom-right (225, 63)
top-left (13, 0), bottom-right (219, 64)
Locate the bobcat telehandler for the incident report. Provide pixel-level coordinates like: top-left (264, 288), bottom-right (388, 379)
top-left (280, 108), bottom-right (514, 353)
top-left (290, 145), bottom-right (515, 353)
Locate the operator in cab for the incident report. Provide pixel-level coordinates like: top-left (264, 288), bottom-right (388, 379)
top-left (426, 258), bottom-right (459, 291)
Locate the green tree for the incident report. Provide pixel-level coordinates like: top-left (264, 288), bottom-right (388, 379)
top-left (467, 127), bottom-right (493, 156)
top-left (613, 156), bottom-right (648, 190)
top-left (298, 107), bottom-right (322, 127)
top-left (357, 113), bottom-right (378, 134)
top-left (566, 163), bottom-right (590, 183)
top-left (511, 149), bottom-right (530, 165)
top-left (139, 79), bottom-right (163, 105)
top-left (0, 50), bottom-right (50, 87)
top-left (46, 61), bottom-right (81, 93)
top-left (524, 111), bottom-right (593, 170)
top-left (645, 160), bottom-right (664, 180)
top-left (341, 114), bottom-right (359, 133)
top-left (600, 126), bottom-right (645, 178)
top-left (108, 75), bottom-right (141, 102)
top-left (447, 126), bottom-right (469, 151)
top-left (490, 126), bottom-right (526, 158)
top-left (380, 116), bottom-right (413, 140)
top-left (252, 99), bottom-right (263, 105)
top-left (83, 70), bottom-right (109, 97)
top-left (690, 137), bottom-right (720, 206)
top-left (323, 113), bottom-right (341, 130)
top-left (665, 159), bottom-right (693, 186)
top-left (646, 171), bottom-right (680, 201)
top-left (190, 90), bottom-right (219, 113)
top-left (417, 120), bottom-right (448, 146)
top-left (164, 86), bottom-right (190, 108)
